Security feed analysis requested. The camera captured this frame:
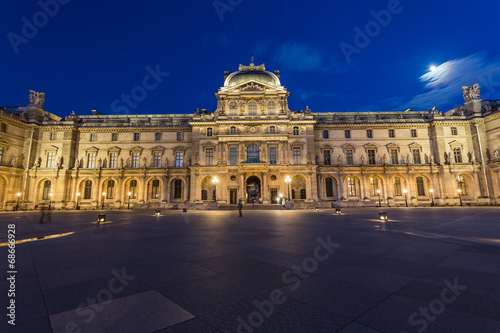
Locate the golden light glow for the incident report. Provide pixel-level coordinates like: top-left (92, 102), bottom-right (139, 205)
top-left (76, 192), bottom-right (80, 196)
top-left (0, 232), bottom-right (75, 247)
top-left (17, 192), bottom-right (21, 197)
top-left (285, 176), bottom-right (291, 183)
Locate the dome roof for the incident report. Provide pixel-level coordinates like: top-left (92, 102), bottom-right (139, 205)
top-left (223, 63), bottom-right (281, 88)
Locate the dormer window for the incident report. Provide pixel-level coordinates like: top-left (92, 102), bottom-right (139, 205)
top-left (293, 126), bottom-right (299, 135)
top-left (270, 126), bottom-right (276, 134)
top-left (230, 126), bottom-right (236, 135)
top-left (207, 128), bottom-right (213, 136)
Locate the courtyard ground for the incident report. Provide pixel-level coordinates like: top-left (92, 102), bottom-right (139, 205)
top-left (1, 207), bottom-right (500, 333)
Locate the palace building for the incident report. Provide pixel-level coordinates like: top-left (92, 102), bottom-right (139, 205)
top-left (1, 63), bottom-right (500, 210)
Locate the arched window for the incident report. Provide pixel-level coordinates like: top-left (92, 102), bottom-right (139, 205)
top-left (106, 180), bottom-right (115, 199)
top-left (207, 128), bottom-right (213, 137)
top-left (269, 126), bottom-right (276, 134)
top-left (300, 189), bottom-right (306, 199)
top-left (325, 178), bottom-right (334, 197)
top-left (230, 126), bottom-right (236, 135)
top-left (84, 180), bottom-right (92, 199)
top-left (248, 102), bottom-right (257, 116)
top-left (347, 177), bottom-right (356, 197)
top-left (268, 101), bottom-right (276, 115)
top-left (457, 175), bottom-right (467, 195)
top-left (174, 179), bottom-right (182, 199)
top-left (293, 126), bottom-right (299, 135)
top-left (229, 102), bottom-right (238, 116)
top-left (42, 180), bottom-right (51, 200)
top-left (393, 177), bottom-right (402, 196)
top-left (129, 180), bottom-right (137, 199)
top-left (416, 177), bottom-right (425, 196)
top-left (370, 177), bottom-right (379, 196)
top-left (151, 179), bottom-right (160, 199)
top-left (247, 145), bottom-right (260, 163)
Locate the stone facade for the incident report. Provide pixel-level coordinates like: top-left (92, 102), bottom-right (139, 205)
top-left (1, 63), bottom-right (500, 210)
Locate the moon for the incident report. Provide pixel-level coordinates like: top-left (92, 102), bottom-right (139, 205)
top-left (430, 65), bottom-right (437, 71)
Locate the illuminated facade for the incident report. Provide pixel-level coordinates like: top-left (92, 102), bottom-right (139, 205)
top-left (1, 63), bottom-right (500, 210)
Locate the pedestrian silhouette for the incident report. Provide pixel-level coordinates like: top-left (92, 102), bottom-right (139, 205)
top-left (237, 200), bottom-right (243, 217)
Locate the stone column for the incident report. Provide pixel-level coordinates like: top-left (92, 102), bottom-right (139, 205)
top-left (241, 174), bottom-right (245, 202)
top-left (262, 173), bottom-right (267, 203)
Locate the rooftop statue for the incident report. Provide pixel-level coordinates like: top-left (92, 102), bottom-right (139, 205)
top-left (239, 63), bottom-right (266, 72)
top-left (29, 90), bottom-right (45, 107)
top-left (462, 83), bottom-right (480, 102)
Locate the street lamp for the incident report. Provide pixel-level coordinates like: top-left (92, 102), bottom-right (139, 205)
top-left (403, 189), bottom-right (408, 207)
top-left (212, 176), bottom-right (219, 201)
top-left (377, 189), bottom-right (381, 207)
top-left (16, 192), bottom-right (21, 211)
top-left (128, 192), bottom-right (132, 209)
top-left (457, 189), bottom-right (463, 206)
top-left (285, 176), bottom-right (291, 201)
top-left (102, 192), bottom-right (106, 210)
top-left (76, 192), bottom-right (80, 210)
top-left (49, 193), bottom-right (53, 210)
top-left (429, 189), bottom-right (434, 206)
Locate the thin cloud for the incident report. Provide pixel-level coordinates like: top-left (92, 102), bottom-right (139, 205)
top-left (273, 41), bottom-right (344, 73)
top-left (399, 53), bottom-right (500, 110)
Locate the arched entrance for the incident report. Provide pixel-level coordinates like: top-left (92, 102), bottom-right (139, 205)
top-left (246, 176), bottom-right (261, 203)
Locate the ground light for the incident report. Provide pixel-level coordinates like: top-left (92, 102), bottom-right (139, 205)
top-left (458, 188), bottom-right (463, 206)
top-left (335, 208), bottom-right (342, 215)
top-left (155, 210), bottom-right (161, 217)
top-left (379, 211), bottom-right (388, 221)
top-left (97, 214), bottom-right (106, 223)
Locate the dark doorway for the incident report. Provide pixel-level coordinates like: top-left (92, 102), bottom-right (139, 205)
top-left (246, 176), bottom-right (261, 203)
top-left (270, 188), bottom-right (277, 204)
top-left (230, 189), bottom-right (237, 204)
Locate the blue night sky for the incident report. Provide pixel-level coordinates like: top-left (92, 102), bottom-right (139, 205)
top-left (2, 0), bottom-right (500, 117)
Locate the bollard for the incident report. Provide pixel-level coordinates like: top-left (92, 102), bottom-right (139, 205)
top-left (378, 211), bottom-right (388, 221)
top-left (97, 214), bottom-right (106, 223)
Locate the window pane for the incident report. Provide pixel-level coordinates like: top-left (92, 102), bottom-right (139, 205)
top-left (412, 149), bottom-right (421, 164)
top-left (132, 153), bottom-right (139, 168)
top-left (174, 179), bottom-right (182, 198)
top-left (390, 150), bottom-right (398, 164)
top-left (345, 150), bottom-right (353, 165)
top-left (247, 145), bottom-right (260, 163)
top-left (206, 148), bottom-right (213, 165)
top-left (248, 102), bottom-right (257, 115)
top-left (393, 177), bottom-right (402, 196)
top-left (323, 150), bottom-right (331, 165)
top-left (268, 101), bottom-right (276, 115)
top-left (230, 147), bottom-right (238, 165)
top-left (368, 149), bottom-right (376, 165)
top-left (416, 177), bottom-right (425, 196)
top-left (110, 153), bottom-right (117, 168)
top-left (269, 147), bottom-right (277, 164)
top-left (293, 147), bottom-right (301, 164)
top-left (175, 152), bottom-right (183, 167)
top-left (154, 153), bottom-right (161, 167)
top-left (348, 177), bottom-right (356, 196)
top-left (229, 102), bottom-right (238, 116)
top-left (325, 178), bottom-right (333, 197)
top-left (84, 180), bottom-right (92, 199)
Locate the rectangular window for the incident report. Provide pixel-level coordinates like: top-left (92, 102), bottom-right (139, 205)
top-left (206, 148), bottom-right (213, 165)
top-left (411, 129), bottom-right (417, 138)
top-left (230, 147), bottom-right (238, 165)
top-left (174, 179), bottom-right (182, 198)
top-left (90, 133), bottom-right (97, 142)
top-left (177, 132), bottom-right (183, 141)
top-left (348, 177), bottom-right (356, 197)
top-left (453, 148), bottom-right (462, 163)
top-left (323, 150), bottom-right (331, 165)
top-left (175, 152), bottom-right (183, 167)
top-left (131, 153), bottom-right (139, 168)
top-left (370, 177), bottom-right (379, 196)
top-left (0, 123), bottom-right (6, 132)
top-left (293, 147), bottom-right (301, 164)
top-left (389, 129), bottom-right (395, 138)
top-left (50, 132), bottom-right (56, 140)
top-left (412, 149), bottom-right (421, 165)
top-left (133, 133), bottom-right (140, 141)
top-left (0, 147), bottom-right (3, 164)
top-left (390, 149), bottom-right (398, 164)
top-left (46, 152), bottom-right (55, 168)
top-left (323, 130), bottom-right (329, 139)
top-left (84, 181), bottom-right (92, 199)
top-left (325, 178), bottom-right (334, 197)
top-left (153, 152), bottom-right (161, 167)
top-left (451, 127), bottom-right (457, 135)
top-left (393, 177), bottom-right (402, 196)
top-left (269, 147), bottom-right (277, 164)
top-left (155, 132), bottom-right (162, 141)
top-left (109, 153), bottom-right (117, 168)
top-left (368, 149), bottom-right (376, 165)
top-left (345, 130), bottom-right (351, 139)
top-left (345, 150), bottom-right (353, 165)
top-left (106, 181), bottom-right (114, 199)
top-left (367, 129), bottom-right (373, 138)
top-left (112, 133), bottom-right (118, 141)
top-left (416, 177), bottom-right (425, 196)
top-left (87, 153), bottom-right (95, 168)
top-left (207, 128), bottom-right (213, 136)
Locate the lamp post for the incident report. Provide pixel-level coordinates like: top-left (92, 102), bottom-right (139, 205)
top-left (49, 193), bottom-right (53, 210)
top-left (76, 192), bottom-right (80, 210)
top-left (403, 189), bottom-right (408, 207)
top-left (212, 176), bottom-right (219, 201)
top-left (429, 189), bottom-right (434, 206)
top-left (377, 189), bottom-right (381, 207)
top-left (285, 176), bottom-right (291, 201)
top-left (16, 192), bottom-right (21, 211)
top-left (127, 192), bottom-right (131, 209)
top-left (102, 192), bottom-right (106, 210)
top-left (457, 189), bottom-right (462, 206)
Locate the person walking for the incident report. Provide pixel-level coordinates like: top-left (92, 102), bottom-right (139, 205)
top-left (237, 200), bottom-right (243, 217)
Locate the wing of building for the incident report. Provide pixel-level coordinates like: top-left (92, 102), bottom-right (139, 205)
top-left (1, 63), bottom-right (500, 210)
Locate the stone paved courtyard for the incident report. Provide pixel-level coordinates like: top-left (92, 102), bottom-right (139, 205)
top-left (1, 207), bottom-right (500, 333)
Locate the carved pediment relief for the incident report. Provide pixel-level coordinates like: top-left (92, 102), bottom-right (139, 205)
top-left (364, 143), bottom-right (378, 153)
top-left (342, 144), bottom-right (356, 152)
top-left (448, 140), bottom-right (463, 148)
top-left (408, 142), bottom-right (422, 151)
top-left (129, 146), bottom-right (143, 154)
top-left (151, 146), bottom-right (165, 153)
top-left (386, 143), bottom-right (400, 152)
top-left (107, 146), bottom-right (121, 154)
top-left (320, 144), bottom-right (334, 150)
top-left (241, 82), bottom-right (265, 91)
